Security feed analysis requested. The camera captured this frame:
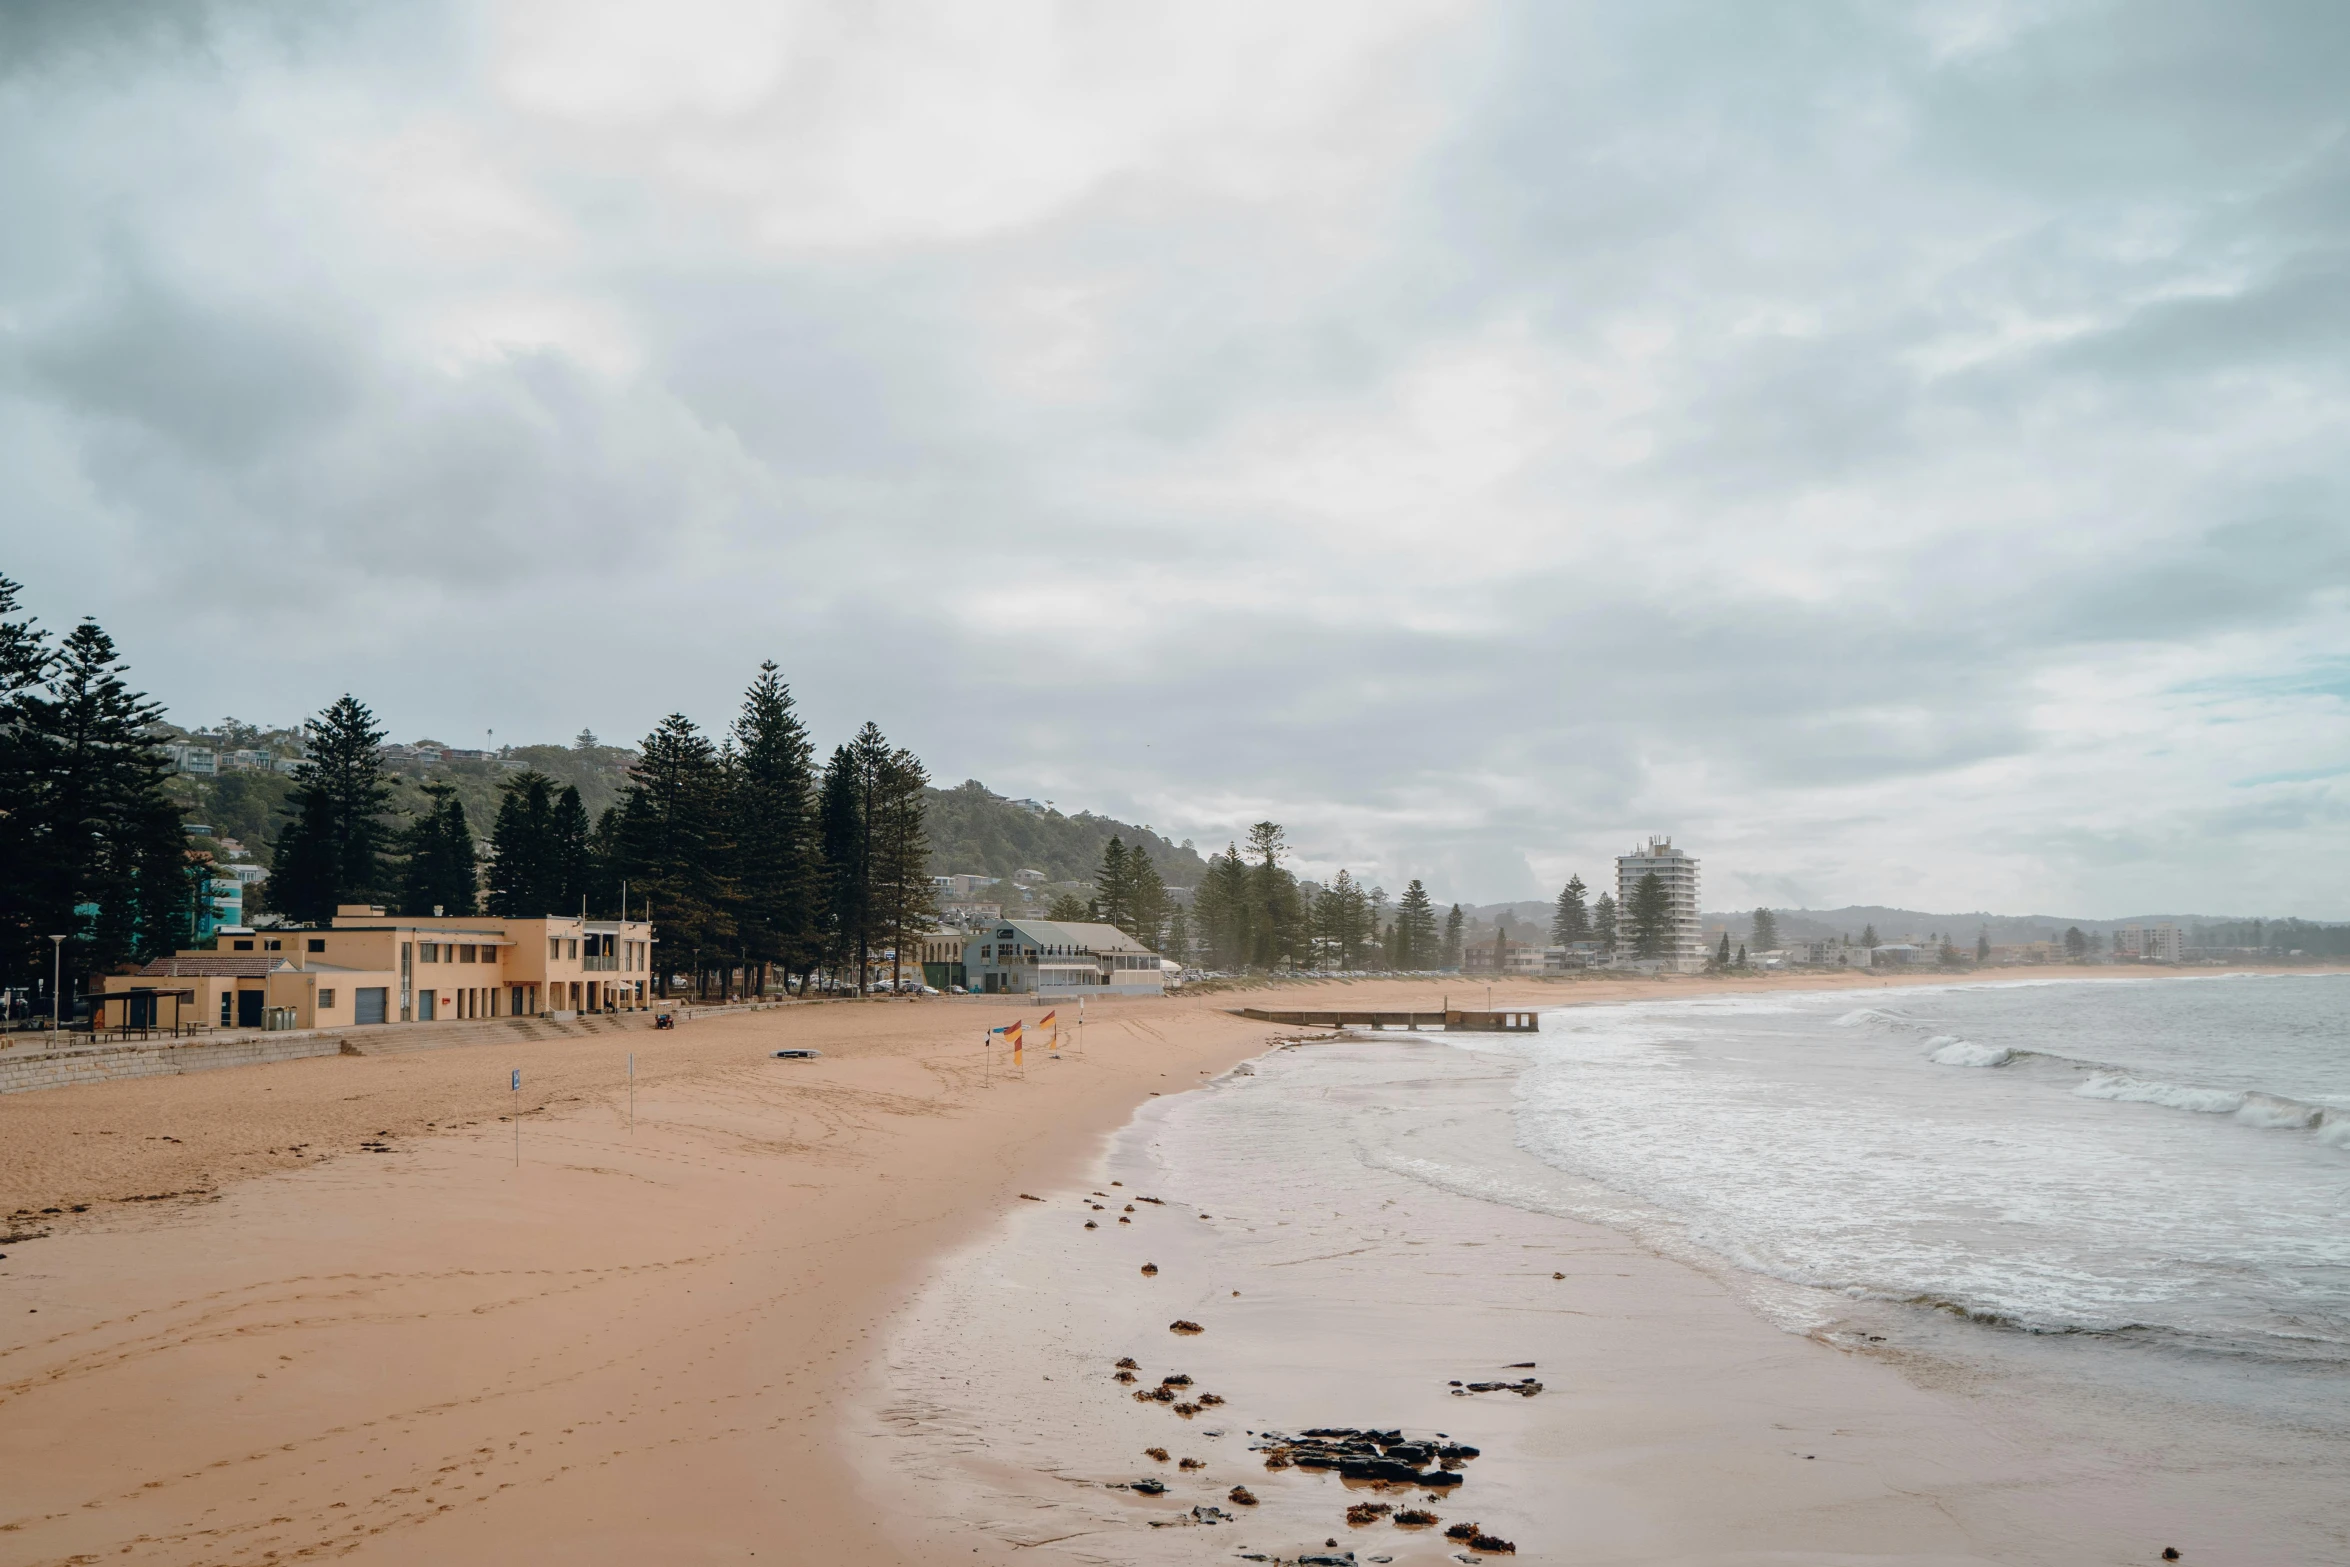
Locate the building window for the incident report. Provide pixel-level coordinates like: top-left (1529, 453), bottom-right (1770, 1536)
top-left (233, 939), bottom-right (254, 951)
top-left (318, 989), bottom-right (336, 1009)
top-left (420, 943), bottom-right (439, 963)
top-left (307, 938), bottom-right (326, 953)
top-left (459, 944), bottom-right (477, 963)
top-left (550, 937), bottom-right (562, 960)
top-left (568, 939), bottom-right (579, 959)
top-left (265, 939), bottom-right (282, 951)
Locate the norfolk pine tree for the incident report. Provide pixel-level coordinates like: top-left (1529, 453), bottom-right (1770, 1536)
top-left (1396, 879), bottom-right (1438, 969)
top-left (398, 781), bottom-right (477, 916)
top-left (1628, 871), bottom-right (1672, 959)
top-left (614, 714), bottom-right (734, 997)
top-left (14, 620), bottom-right (193, 985)
top-left (274, 695), bottom-right (395, 923)
top-left (873, 743), bottom-right (935, 990)
top-left (486, 772), bottom-right (560, 916)
top-left (551, 785), bottom-right (592, 911)
top-left (728, 662), bottom-right (820, 993)
top-left (1092, 837), bottom-right (1133, 930)
top-left (1551, 875), bottom-right (1590, 945)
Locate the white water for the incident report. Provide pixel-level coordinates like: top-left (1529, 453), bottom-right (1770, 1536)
top-left (1502, 975), bottom-right (2350, 1381)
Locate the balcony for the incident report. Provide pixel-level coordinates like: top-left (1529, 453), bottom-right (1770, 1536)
top-left (582, 955), bottom-right (620, 972)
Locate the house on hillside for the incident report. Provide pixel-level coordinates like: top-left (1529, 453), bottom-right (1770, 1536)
top-left (962, 920), bottom-right (1164, 996)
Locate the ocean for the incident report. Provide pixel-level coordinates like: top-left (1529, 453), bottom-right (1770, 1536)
top-left (866, 973), bottom-right (2350, 1564)
top-left (1494, 974), bottom-right (2350, 1395)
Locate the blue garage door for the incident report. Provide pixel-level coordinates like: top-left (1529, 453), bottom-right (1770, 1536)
top-left (354, 987), bottom-right (388, 1025)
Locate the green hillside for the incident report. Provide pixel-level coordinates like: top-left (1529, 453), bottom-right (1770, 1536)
top-left (924, 780), bottom-right (1208, 888)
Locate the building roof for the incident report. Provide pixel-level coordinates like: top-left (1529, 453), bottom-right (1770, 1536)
top-left (975, 919), bottom-right (1157, 955)
top-left (137, 955), bottom-right (292, 977)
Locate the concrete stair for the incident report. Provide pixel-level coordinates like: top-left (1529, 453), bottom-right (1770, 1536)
top-left (338, 1010), bottom-right (661, 1057)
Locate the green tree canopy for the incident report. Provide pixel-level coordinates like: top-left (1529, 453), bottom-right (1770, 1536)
top-left (611, 713), bottom-right (734, 995)
top-left (2, 612), bottom-right (192, 995)
top-left (398, 781), bottom-right (477, 917)
top-left (486, 771), bottom-right (559, 916)
top-left (1551, 875), bottom-right (1590, 945)
top-left (728, 661), bottom-right (820, 983)
top-left (1627, 871), bottom-right (1672, 959)
top-left (269, 695), bottom-right (394, 924)
top-left (1395, 879), bottom-right (1438, 969)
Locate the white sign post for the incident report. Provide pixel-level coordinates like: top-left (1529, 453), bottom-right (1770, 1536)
top-left (511, 1068), bottom-right (521, 1166)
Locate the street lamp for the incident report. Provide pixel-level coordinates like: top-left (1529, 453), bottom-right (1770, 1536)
top-left (50, 934), bottom-right (67, 1047)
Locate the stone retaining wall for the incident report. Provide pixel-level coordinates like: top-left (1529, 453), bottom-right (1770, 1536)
top-left (0, 998), bottom-right (810, 1095)
top-left (0, 1032), bottom-right (351, 1095)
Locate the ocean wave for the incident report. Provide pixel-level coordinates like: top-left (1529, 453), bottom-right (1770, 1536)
top-left (2075, 1072), bottom-right (2344, 1142)
top-left (1923, 1035), bottom-right (2012, 1068)
top-left (1833, 1006), bottom-right (1928, 1031)
top-left (1841, 1290), bottom-right (2350, 1365)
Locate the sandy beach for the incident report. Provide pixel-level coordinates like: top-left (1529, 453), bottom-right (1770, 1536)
top-left (0, 967), bottom-right (2332, 1565)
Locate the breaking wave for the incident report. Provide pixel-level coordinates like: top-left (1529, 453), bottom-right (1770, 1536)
top-left (1833, 1006), bottom-right (1927, 1030)
top-left (2075, 1073), bottom-right (2347, 1143)
top-left (1924, 1035), bottom-right (2012, 1068)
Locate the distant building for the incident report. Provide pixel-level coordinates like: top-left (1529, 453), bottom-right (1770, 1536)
top-left (2113, 923), bottom-right (2183, 962)
top-left (1781, 938), bottom-right (1856, 967)
top-left (1615, 837), bottom-right (1706, 972)
top-left (933, 873), bottom-right (1001, 901)
top-left (164, 743), bottom-right (218, 776)
top-left (962, 920), bottom-right (1164, 996)
top-left (1011, 868), bottom-right (1048, 887)
top-left (915, 931), bottom-right (967, 991)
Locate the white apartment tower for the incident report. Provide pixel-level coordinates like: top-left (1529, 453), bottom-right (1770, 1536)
top-left (1616, 836), bottom-right (1707, 973)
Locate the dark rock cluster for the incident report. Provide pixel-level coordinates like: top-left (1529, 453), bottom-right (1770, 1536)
top-left (1449, 1376), bottom-right (1542, 1397)
top-left (1445, 1521), bottom-right (1516, 1552)
top-left (1252, 1428), bottom-right (1478, 1488)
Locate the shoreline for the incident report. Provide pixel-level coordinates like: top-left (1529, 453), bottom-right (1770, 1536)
top-left (0, 966), bottom-right (2334, 1563)
top-left (862, 972), bottom-right (2349, 1565)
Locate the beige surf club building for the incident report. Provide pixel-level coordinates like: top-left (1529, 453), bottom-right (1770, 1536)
top-left (100, 906), bottom-right (654, 1033)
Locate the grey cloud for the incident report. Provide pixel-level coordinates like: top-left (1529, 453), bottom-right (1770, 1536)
top-left (19, 267), bottom-right (358, 464)
top-left (2, 0), bottom-right (2347, 914)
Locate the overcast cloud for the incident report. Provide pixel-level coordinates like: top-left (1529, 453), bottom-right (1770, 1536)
top-left (3, 1), bottom-right (2346, 916)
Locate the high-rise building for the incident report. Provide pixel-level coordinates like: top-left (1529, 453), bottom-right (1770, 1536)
top-left (1615, 836), bottom-right (1707, 972)
top-left (2113, 922), bottom-right (2183, 962)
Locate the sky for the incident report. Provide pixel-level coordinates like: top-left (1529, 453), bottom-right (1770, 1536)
top-left (3, 1), bottom-right (2346, 918)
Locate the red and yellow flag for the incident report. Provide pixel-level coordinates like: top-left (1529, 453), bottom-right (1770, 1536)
top-left (1007, 1020), bottom-right (1023, 1064)
top-left (1038, 1011), bottom-right (1057, 1030)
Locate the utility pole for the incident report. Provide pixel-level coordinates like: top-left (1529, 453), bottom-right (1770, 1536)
top-left (50, 935), bottom-right (67, 1047)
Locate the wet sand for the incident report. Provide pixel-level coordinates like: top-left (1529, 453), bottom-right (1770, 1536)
top-left (0, 968), bottom-right (2317, 1564)
top-left (865, 1021), bottom-right (2342, 1567)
